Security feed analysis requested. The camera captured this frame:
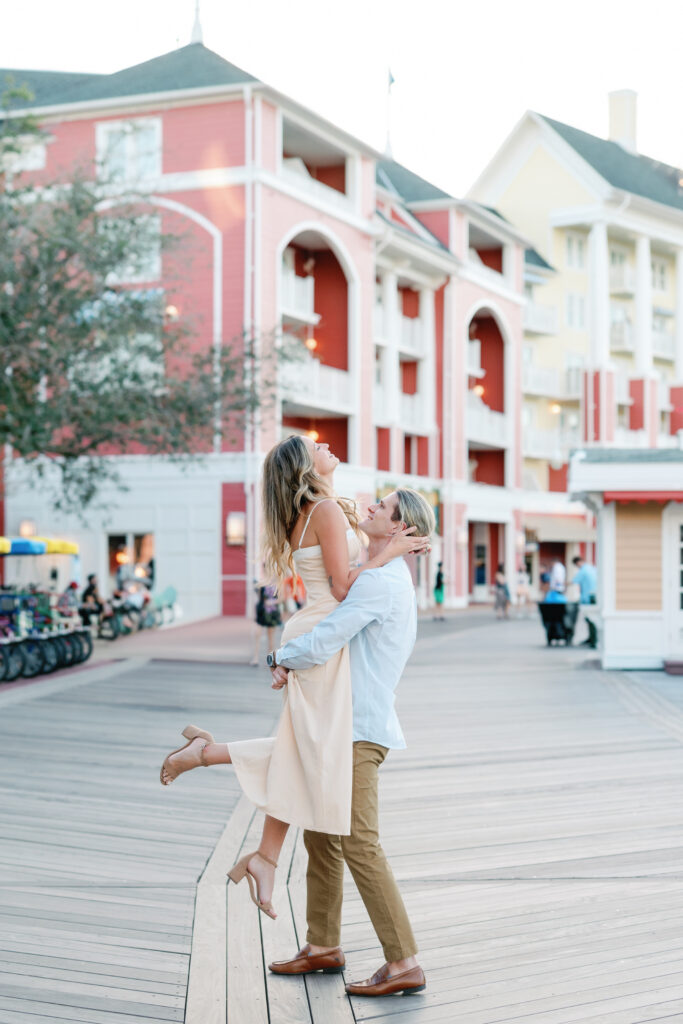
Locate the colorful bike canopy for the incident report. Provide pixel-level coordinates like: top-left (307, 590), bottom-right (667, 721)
top-left (0, 537), bottom-right (79, 555)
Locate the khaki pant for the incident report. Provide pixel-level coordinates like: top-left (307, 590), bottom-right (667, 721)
top-left (303, 741), bottom-right (417, 962)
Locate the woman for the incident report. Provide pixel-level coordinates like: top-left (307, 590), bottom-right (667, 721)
top-left (493, 563), bottom-right (511, 619)
top-left (159, 434), bottom-right (424, 919)
top-left (249, 581), bottom-right (282, 666)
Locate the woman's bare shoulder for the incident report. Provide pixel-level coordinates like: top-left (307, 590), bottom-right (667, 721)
top-left (311, 499), bottom-right (348, 527)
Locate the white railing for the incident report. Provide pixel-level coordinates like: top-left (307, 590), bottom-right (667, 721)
top-left (372, 385), bottom-right (389, 424)
top-left (373, 304), bottom-right (386, 342)
top-left (399, 315), bottom-right (424, 356)
top-left (614, 427), bottom-right (649, 447)
top-left (522, 427), bottom-right (581, 460)
top-left (523, 302), bottom-right (558, 335)
top-left (466, 392), bottom-right (508, 448)
top-left (565, 366), bottom-right (583, 398)
top-left (653, 328), bottom-right (675, 360)
top-left (610, 321), bottom-right (634, 352)
top-left (281, 159), bottom-right (351, 212)
top-left (522, 363), bottom-right (561, 395)
top-left (280, 354), bottom-right (353, 411)
top-left (614, 371), bottom-right (631, 405)
top-left (467, 339), bottom-right (483, 377)
top-left (399, 393), bottom-right (427, 433)
top-left (658, 378), bottom-right (672, 409)
top-left (658, 432), bottom-right (679, 448)
top-left (609, 265), bottom-right (636, 294)
top-left (281, 266), bottom-right (315, 321)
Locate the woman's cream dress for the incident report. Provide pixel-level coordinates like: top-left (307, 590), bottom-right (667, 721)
top-left (229, 518), bottom-right (362, 836)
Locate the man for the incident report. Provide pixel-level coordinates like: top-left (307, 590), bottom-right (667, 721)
top-left (79, 573), bottom-right (103, 626)
top-left (549, 558), bottom-right (566, 594)
top-left (267, 488), bottom-right (434, 998)
top-left (572, 555), bottom-right (598, 646)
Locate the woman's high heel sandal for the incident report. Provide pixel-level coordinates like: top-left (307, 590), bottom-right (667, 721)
top-left (227, 850), bottom-right (278, 919)
top-left (160, 725), bottom-right (215, 786)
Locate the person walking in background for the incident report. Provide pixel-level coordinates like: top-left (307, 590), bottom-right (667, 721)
top-left (572, 555), bottom-right (598, 646)
top-left (250, 582), bottom-right (283, 666)
top-left (539, 563), bottom-right (551, 598)
top-left (433, 562), bottom-right (445, 621)
top-left (282, 572), bottom-right (306, 620)
top-left (493, 563), bottom-right (510, 619)
top-left (516, 566), bottom-right (531, 617)
top-left (549, 558), bottom-right (566, 594)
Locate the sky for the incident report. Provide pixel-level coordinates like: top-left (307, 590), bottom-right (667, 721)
top-left (2, 0), bottom-right (683, 196)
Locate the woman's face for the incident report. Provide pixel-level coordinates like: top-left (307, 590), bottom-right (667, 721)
top-left (303, 436), bottom-right (339, 477)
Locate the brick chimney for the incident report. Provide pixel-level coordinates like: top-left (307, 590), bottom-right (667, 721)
top-left (608, 90), bottom-right (637, 153)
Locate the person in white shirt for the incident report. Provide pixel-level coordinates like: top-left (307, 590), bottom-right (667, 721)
top-left (549, 559), bottom-right (566, 593)
top-left (267, 489), bottom-right (435, 998)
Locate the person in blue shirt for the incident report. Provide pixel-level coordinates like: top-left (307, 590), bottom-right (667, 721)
top-left (572, 556), bottom-right (598, 646)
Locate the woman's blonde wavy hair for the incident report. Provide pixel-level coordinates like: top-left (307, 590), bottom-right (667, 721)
top-left (261, 434), bottom-right (359, 586)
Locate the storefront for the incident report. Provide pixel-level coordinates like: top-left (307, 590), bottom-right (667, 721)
top-left (570, 448), bottom-right (683, 670)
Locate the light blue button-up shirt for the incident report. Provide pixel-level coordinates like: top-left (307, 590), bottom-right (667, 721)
top-left (275, 557), bottom-right (417, 749)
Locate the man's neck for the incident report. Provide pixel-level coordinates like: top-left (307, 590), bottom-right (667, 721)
top-left (367, 536), bottom-right (394, 562)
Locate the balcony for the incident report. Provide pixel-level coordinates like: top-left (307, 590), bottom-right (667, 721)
top-left (565, 366), bottom-right (583, 398)
top-left (281, 266), bottom-right (318, 325)
top-left (373, 385), bottom-right (390, 424)
top-left (657, 432), bottom-right (680, 448)
top-left (466, 391), bottom-right (508, 448)
top-left (658, 378), bottom-right (673, 410)
top-left (609, 265), bottom-right (636, 295)
top-left (373, 304), bottom-right (386, 342)
top-left (610, 321), bottom-right (634, 353)
top-left (281, 157), bottom-right (351, 213)
top-left (467, 339), bottom-right (484, 378)
top-left (615, 371), bottom-right (632, 405)
top-left (399, 315), bottom-right (424, 357)
top-left (614, 427), bottom-right (648, 447)
top-left (523, 301), bottom-right (558, 335)
top-left (522, 426), bottom-right (580, 461)
top-left (280, 353), bottom-right (353, 412)
top-left (399, 393), bottom-right (430, 434)
top-left (522, 363), bottom-right (562, 396)
top-left (653, 327), bottom-right (675, 360)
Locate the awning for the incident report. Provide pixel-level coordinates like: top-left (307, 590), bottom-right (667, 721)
top-left (523, 513), bottom-right (596, 543)
top-left (7, 538), bottom-right (47, 555)
top-left (0, 538), bottom-right (10, 554)
top-left (604, 491), bottom-right (683, 504)
top-left (33, 537), bottom-right (80, 554)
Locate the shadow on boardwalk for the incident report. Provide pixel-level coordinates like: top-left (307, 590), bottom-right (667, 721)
top-left (3, 614), bottom-right (683, 1023)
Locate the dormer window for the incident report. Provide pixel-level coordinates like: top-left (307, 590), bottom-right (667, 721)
top-left (96, 118), bottom-right (162, 182)
top-left (281, 116), bottom-right (351, 201)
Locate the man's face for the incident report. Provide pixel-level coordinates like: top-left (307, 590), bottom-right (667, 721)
top-left (360, 492), bottom-right (403, 538)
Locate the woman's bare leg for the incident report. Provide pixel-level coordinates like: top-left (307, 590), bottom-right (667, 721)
top-left (247, 814), bottom-right (289, 909)
top-left (250, 627), bottom-right (261, 666)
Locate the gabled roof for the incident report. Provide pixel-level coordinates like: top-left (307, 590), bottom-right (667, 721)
top-left (525, 247), bottom-right (554, 271)
top-left (539, 113), bottom-right (683, 213)
top-left (0, 43), bottom-right (257, 110)
top-left (377, 158), bottom-right (452, 203)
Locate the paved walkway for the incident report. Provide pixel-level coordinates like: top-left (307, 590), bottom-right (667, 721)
top-left (3, 613), bottom-right (683, 1022)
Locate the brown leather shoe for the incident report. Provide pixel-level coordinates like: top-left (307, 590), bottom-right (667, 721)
top-left (345, 963), bottom-right (426, 996)
top-left (269, 944), bottom-right (345, 976)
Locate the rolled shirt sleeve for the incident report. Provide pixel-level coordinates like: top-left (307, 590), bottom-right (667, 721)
top-left (276, 572), bottom-right (386, 670)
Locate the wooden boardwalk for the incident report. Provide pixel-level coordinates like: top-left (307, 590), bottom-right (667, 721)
top-left (4, 614), bottom-right (683, 1023)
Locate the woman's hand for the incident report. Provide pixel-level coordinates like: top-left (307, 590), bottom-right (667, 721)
top-left (271, 666), bottom-right (289, 690)
top-left (384, 526), bottom-right (431, 560)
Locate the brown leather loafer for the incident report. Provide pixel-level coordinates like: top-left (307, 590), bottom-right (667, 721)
top-left (345, 963), bottom-right (426, 996)
top-left (269, 944), bottom-right (345, 976)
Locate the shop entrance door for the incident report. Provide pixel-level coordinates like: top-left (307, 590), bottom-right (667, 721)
top-left (664, 505), bottom-right (683, 660)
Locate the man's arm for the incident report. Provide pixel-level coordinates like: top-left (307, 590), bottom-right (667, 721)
top-left (276, 573), bottom-right (386, 671)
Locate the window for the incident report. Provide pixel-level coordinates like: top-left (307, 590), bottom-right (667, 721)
top-left (566, 292), bottom-right (586, 329)
top-left (610, 247), bottom-right (626, 267)
top-left (102, 214), bottom-right (161, 284)
top-left (566, 233), bottom-right (585, 269)
top-left (96, 118), bottom-right (162, 181)
top-left (2, 136), bottom-right (46, 173)
top-left (651, 258), bottom-right (667, 292)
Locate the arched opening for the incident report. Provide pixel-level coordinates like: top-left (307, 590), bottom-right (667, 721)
top-left (279, 228), bottom-right (354, 462)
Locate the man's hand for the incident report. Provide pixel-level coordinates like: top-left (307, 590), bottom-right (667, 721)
top-left (271, 666), bottom-right (289, 690)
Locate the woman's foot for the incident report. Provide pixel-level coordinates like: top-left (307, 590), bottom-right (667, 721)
top-left (246, 852), bottom-right (277, 915)
top-left (160, 734), bottom-right (211, 785)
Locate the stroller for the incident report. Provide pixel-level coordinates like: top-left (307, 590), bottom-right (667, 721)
top-left (537, 602), bottom-right (579, 646)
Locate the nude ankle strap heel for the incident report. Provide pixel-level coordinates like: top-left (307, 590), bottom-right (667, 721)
top-left (227, 850), bottom-right (279, 919)
top-left (160, 725), bottom-right (215, 785)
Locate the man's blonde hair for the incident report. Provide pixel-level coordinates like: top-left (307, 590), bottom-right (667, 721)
top-left (391, 488), bottom-right (436, 538)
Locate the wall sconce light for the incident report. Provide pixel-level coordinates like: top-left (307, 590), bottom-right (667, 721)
top-left (18, 519), bottom-right (36, 538)
top-left (305, 336), bottom-right (318, 351)
top-left (225, 511), bottom-right (246, 546)
top-left (473, 384), bottom-right (485, 398)
top-left (549, 402), bottom-right (561, 415)
top-left (306, 429), bottom-right (320, 442)
top-left (164, 304), bottom-right (180, 321)
top-left (456, 528), bottom-right (468, 548)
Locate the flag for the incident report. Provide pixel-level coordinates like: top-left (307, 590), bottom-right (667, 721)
top-left (388, 69), bottom-right (395, 90)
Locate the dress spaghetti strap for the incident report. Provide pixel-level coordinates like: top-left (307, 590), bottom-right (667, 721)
top-left (298, 499), bottom-right (335, 550)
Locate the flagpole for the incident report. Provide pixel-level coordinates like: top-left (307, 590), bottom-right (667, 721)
top-left (385, 69), bottom-right (394, 159)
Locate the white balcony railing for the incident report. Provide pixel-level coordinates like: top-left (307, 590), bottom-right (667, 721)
top-left (467, 339), bottom-right (484, 377)
top-left (610, 321), bottom-right (634, 352)
top-left (565, 366), bottom-right (583, 398)
top-left (373, 304), bottom-right (386, 342)
top-left (399, 393), bottom-right (428, 433)
top-left (614, 427), bottom-right (649, 447)
top-left (609, 265), bottom-right (636, 295)
top-left (281, 266), bottom-right (316, 323)
top-left (372, 385), bottom-right (389, 424)
top-left (522, 363), bottom-right (562, 396)
top-left (653, 328), bottom-right (675, 360)
top-left (466, 391), bottom-right (508, 448)
top-left (615, 371), bottom-right (632, 405)
top-left (399, 315), bottom-right (424, 356)
top-left (280, 354), bottom-right (353, 411)
top-left (522, 426), bottom-right (581, 460)
top-left (658, 378), bottom-right (673, 410)
top-left (281, 157), bottom-right (351, 212)
top-left (523, 301), bottom-right (558, 335)
top-left (657, 432), bottom-right (679, 448)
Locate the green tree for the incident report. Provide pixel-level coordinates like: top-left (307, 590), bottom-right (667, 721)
top-left (0, 84), bottom-right (272, 513)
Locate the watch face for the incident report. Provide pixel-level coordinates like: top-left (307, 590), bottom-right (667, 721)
top-left (267, 653), bottom-right (273, 666)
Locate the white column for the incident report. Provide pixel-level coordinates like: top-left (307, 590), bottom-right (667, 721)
top-left (588, 221), bottom-right (610, 367)
top-left (419, 287), bottom-right (437, 435)
top-left (675, 248), bottom-right (683, 382)
top-left (635, 234), bottom-right (653, 374)
top-left (381, 273), bottom-right (400, 424)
